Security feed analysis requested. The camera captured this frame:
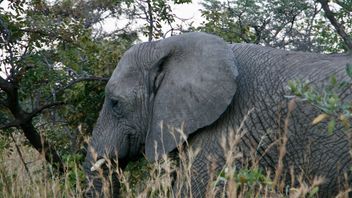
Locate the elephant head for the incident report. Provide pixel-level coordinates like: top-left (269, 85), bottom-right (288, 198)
top-left (83, 32), bottom-right (238, 196)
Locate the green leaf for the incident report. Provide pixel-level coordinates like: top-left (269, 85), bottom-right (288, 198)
top-left (327, 119), bottom-right (336, 135)
top-left (309, 186), bottom-right (319, 197)
top-left (330, 75), bottom-right (337, 86)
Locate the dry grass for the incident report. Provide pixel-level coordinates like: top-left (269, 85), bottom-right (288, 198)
top-left (0, 136), bottom-right (348, 198)
top-left (1, 105), bottom-right (351, 197)
top-left (0, 134), bottom-right (86, 198)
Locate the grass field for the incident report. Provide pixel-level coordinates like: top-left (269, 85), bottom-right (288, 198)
top-left (1, 130), bottom-right (350, 198)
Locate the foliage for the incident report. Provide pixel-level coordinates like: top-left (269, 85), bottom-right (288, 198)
top-left (0, 0), bottom-right (137, 169)
top-left (123, 158), bottom-right (152, 193)
top-left (62, 153), bottom-right (86, 190)
top-left (198, 0), bottom-right (252, 43)
top-left (288, 63), bottom-right (352, 134)
top-left (198, 0), bottom-right (352, 52)
top-left (127, 0), bottom-right (192, 41)
top-left (1, 0), bottom-right (352, 196)
top-left (216, 167), bottom-right (272, 191)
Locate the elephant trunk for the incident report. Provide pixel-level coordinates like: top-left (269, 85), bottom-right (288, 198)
top-left (90, 101), bottom-right (131, 160)
top-left (83, 101), bottom-right (133, 197)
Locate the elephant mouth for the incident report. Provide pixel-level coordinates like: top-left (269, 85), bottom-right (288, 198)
top-left (90, 136), bottom-right (144, 172)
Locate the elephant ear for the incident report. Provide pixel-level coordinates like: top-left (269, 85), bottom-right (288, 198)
top-left (145, 33), bottom-right (238, 161)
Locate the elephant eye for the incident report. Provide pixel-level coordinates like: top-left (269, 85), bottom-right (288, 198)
top-left (111, 99), bottom-right (119, 108)
top-left (110, 99), bottom-right (123, 116)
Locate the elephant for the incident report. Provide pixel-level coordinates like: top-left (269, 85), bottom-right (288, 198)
top-left (83, 32), bottom-right (352, 197)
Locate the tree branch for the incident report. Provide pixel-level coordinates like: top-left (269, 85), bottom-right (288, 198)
top-left (54, 76), bottom-right (109, 97)
top-left (19, 28), bottom-right (74, 44)
top-left (0, 80), bottom-right (65, 173)
top-left (146, 0), bottom-right (154, 41)
top-left (1, 7), bottom-right (69, 174)
top-left (0, 77), bottom-right (12, 93)
top-left (318, 0), bottom-right (352, 51)
top-left (335, 0), bottom-right (352, 12)
top-left (0, 120), bottom-right (20, 130)
top-left (1, 76), bottom-right (108, 130)
top-left (0, 102), bottom-right (65, 130)
top-left (28, 101), bottom-right (66, 119)
top-left (20, 122), bottom-right (64, 173)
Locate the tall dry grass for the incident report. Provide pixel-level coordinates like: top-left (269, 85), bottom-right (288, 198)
top-left (1, 106), bottom-right (352, 197)
top-left (0, 134), bottom-right (83, 197)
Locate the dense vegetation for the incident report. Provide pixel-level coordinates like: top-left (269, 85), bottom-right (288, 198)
top-left (0, 0), bottom-right (351, 197)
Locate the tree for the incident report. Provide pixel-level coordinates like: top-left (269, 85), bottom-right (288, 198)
top-left (127, 0), bottom-right (192, 41)
top-left (317, 0), bottom-right (352, 51)
top-left (198, 0), bottom-right (352, 53)
top-left (0, 0), bottom-right (137, 173)
top-left (0, 0), bottom-right (195, 177)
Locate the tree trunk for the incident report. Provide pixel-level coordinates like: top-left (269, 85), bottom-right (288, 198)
top-left (318, 0), bottom-right (352, 51)
top-left (20, 122), bottom-right (64, 173)
top-left (0, 79), bottom-right (64, 174)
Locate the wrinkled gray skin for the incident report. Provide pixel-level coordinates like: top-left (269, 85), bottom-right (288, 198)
top-left (83, 32), bottom-right (352, 197)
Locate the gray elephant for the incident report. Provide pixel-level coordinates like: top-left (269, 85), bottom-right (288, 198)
top-left (83, 32), bottom-right (352, 197)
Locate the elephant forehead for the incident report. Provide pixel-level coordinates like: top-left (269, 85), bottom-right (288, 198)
top-left (111, 58), bottom-right (136, 80)
top-left (107, 60), bottom-right (143, 96)
top-left (106, 79), bottom-right (140, 98)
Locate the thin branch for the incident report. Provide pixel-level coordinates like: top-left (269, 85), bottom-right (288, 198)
top-left (318, 0), bottom-right (352, 51)
top-left (278, 14), bottom-right (298, 49)
top-left (28, 101), bottom-right (66, 119)
top-left (146, 0), bottom-right (153, 41)
top-left (306, 3), bottom-right (321, 48)
top-left (20, 122), bottom-right (64, 173)
top-left (54, 76), bottom-right (109, 97)
top-left (12, 65), bottom-right (35, 84)
top-left (0, 77), bottom-right (12, 93)
top-left (95, 25), bottom-right (135, 39)
top-left (237, 12), bottom-right (251, 43)
top-left (0, 120), bottom-right (20, 130)
top-left (0, 102), bottom-right (65, 130)
top-left (19, 28), bottom-right (74, 44)
top-left (253, 17), bottom-right (271, 44)
top-left (335, 0), bottom-right (352, 12)
top-left (0, 17), bottom-right (11, 42)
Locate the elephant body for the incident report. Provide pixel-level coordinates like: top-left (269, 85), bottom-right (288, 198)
top-left (187, 44), bottom-right (352, 196)
top-left (84, 32), bottom-right (352, 197)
